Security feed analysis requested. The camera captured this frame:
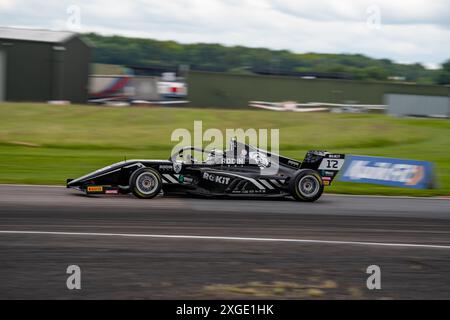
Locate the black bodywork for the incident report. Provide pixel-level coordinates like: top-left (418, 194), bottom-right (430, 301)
top-left (67, 141), bottom-right (345, 198)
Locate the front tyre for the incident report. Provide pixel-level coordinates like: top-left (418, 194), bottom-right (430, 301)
top-left (289, 169), bottom-right (324, 202)
top-left (129, 167), bottom-right (162, 199)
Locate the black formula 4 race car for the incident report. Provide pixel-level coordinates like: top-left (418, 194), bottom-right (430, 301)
top-left (67, 140), bottom-right (345, 202)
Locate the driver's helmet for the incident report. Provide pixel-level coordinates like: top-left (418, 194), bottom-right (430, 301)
top-left (249, 151), bottom-right (270, 168)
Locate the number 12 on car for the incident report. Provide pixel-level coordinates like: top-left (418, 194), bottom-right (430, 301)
top-left (318, 158), bottom-right (345, 170)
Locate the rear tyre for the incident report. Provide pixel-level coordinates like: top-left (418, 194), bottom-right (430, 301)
top-left (129, 167), bottom-right (162, 199)
top-left (289, 169), bottom-right (324, 202)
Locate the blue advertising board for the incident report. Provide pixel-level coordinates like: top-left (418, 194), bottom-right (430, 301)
top-left (339, 155), bottom-right (435, 189)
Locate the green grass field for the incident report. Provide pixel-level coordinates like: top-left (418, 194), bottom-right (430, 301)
top-left (0, 103), bottom-right (449, 196)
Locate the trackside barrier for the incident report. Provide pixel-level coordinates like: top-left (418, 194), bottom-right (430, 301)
top-left (339, 155), bottom-right (436, 189)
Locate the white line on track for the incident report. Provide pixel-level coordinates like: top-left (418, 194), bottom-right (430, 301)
top-left (0, 230), bottom-right (449, 250)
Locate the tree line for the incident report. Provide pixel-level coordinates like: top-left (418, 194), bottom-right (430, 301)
top-left (84, 33), bottom-right (450, 85)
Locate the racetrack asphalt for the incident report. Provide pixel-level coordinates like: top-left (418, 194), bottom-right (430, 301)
top-left (0, 184), bottom-right (450, 299)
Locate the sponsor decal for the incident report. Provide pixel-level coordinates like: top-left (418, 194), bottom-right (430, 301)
top-left (105, 189), bottom-right (119, 194)
top-left (321, 176), bottom-right (331, 186)
top-left (327, 154), bottom-right (344, 159)
top-left (173, 162), bottom-right (182, 173)
top-left (203, 172), bottom-right (231, 185)
top-left (231, 189), bottom-right (266, 194)
top-left (339, 155), bottom-right (435, 189)
top-left (287, 160), bottom-right (300, 167)
top-left (221, 158), bottom-right (245, 165)
top-left (87, 186), bottom-right (103, 192)
top-left (159, 165), bottom-right (173, 171)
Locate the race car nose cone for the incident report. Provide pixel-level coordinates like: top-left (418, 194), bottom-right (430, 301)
top-left (66, 178), bottom-right (81, 188)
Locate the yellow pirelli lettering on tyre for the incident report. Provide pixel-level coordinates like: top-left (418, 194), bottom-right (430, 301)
top-left (87, 186), bottom-right (103, 192)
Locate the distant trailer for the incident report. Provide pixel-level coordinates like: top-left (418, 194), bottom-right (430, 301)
top-left (89, 75), bottom-right (135, 100)
top-left (385, 94), bottom-right (450, 118)
top-left (89, 75), bottom-right (188, 103)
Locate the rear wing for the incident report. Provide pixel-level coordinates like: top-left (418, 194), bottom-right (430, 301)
top-left (301, 152), bottom-right (345, 185)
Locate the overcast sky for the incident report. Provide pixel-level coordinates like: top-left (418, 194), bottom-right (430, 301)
top-left (1, 0), bottom-right (449, 68)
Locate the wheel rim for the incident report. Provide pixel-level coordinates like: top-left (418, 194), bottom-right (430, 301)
top-left (136, 172), bottom-right (159, 195)
top-left (298, 175), bottom-right (320, 197)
